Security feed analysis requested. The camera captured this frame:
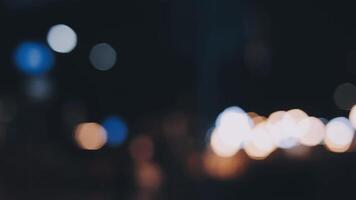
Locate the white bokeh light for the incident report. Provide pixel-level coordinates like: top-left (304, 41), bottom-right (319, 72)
top-left (266, 111), bottom-right (300, 149)
top-left (299, 117), bottom-right (326, 146)
top-left (211, 106), bottom-right (254, 157)
top-left (244, 122), bottom-right (275, 160)
top-left (325, 117), bottom-right (354, 153)
top-left (287, 109), bottom-right (308, 122)
top-left (47, 24), bottom-right (77, 53)
top-left (215, 106), bottom-right (249, 127)
top-left (210, 128), bottom-right (240, 157)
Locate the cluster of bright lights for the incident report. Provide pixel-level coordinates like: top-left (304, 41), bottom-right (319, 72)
top-left (211, 107), bottom-right (253, 157)
top-left (210, 106), bottom-right (356, 160)
top-left (74, 115), bottom-right (128, 150)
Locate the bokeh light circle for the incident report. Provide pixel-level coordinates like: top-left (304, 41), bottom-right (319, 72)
top-left (74, 122), bottom-right (107, 150)
top-left (47, 24), bottom-right (77, 53)
top-left (211, 106), bottom-right (254, 157)
top-left (244, 122), bottom-right (275, 160)
top-left (333, 83), bottom-right (356, 110)
top-left (89, 43), bottom-right (117, 71)
top-left (299, 117), bottom-right (326, 146)
top-left (14, 42), bottom-right (55, 76)
top-left (215, 106), bottom-right (251, 128)
top-left (210, 128), bottom-right (240, 158)
top-left (325, 117), bottom-right (354, 153)
top-left (102, 116), bottom-right (128, 147)
top-left (266, 111), bottom-right (299, 149)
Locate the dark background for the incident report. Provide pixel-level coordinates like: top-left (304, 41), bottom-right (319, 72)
top-left (0, 0), bottom-right (355, 199)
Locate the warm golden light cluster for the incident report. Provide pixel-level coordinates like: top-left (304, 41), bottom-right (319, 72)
top-left (210, 106), bottom-right (356, 160)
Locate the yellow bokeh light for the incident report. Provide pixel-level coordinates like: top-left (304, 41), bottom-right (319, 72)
top-left (74, 122), bottom-right (107, 150)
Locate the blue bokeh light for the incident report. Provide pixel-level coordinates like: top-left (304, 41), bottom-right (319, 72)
top-left (102, 116), bottom-right (128, 147)
top-left (14, 42), bottom-right (55, 76)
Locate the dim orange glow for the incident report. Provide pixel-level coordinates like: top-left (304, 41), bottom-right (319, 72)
top-left (203, 150), bottom-right (246, 180)
top-left (186, 152), bottom-right (203, 177)
top-left (285, 145), bottom-right (311, 159)
top-left (247, 112), bottom-right (259, 119)
top-left (74, 122), bottom-right (107, 150)
top-left (251, 116), bottom-right (267, 126)
top-left (135, 162), bottom-right (162, 190)
top-left (248, 112), bottom-right (266, 126)
top-left (130, 135), bottom-right (154, 163)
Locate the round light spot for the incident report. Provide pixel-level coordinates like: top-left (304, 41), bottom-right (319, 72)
top-left (89, 43), bottom-right (117, 71)
top-left (212, 106), bottom-right (253, 157)
top-left (47, 24), bottom-right (77, 53)
top-left (299, 117), bottom-right (326, 146)
top-left (266, 111), bottom-right (299, 149)
top-left (287, 109), bottom-right (308, 122)
top-left (325, 117), bottom-right (354, 153)
top-left (102, 116), bottom-right (128, 147)
top-left (210, 128), bottom-right (240, 158)
top-left (14, 42), bottom-right (54, 76)
top-left (244, 123), bottom-right (275, 160)
top-left (215, 106), bottom-right (251, 128)
top-left (333, 83), bottom-right (356, 110)
top-left (75, 122), bottom-right (107, 150)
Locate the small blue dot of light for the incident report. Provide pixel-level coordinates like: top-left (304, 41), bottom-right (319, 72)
top-left (14, 42), bottom-right (55, 76)
top-left (102, 116), bottom-right (128, 147)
